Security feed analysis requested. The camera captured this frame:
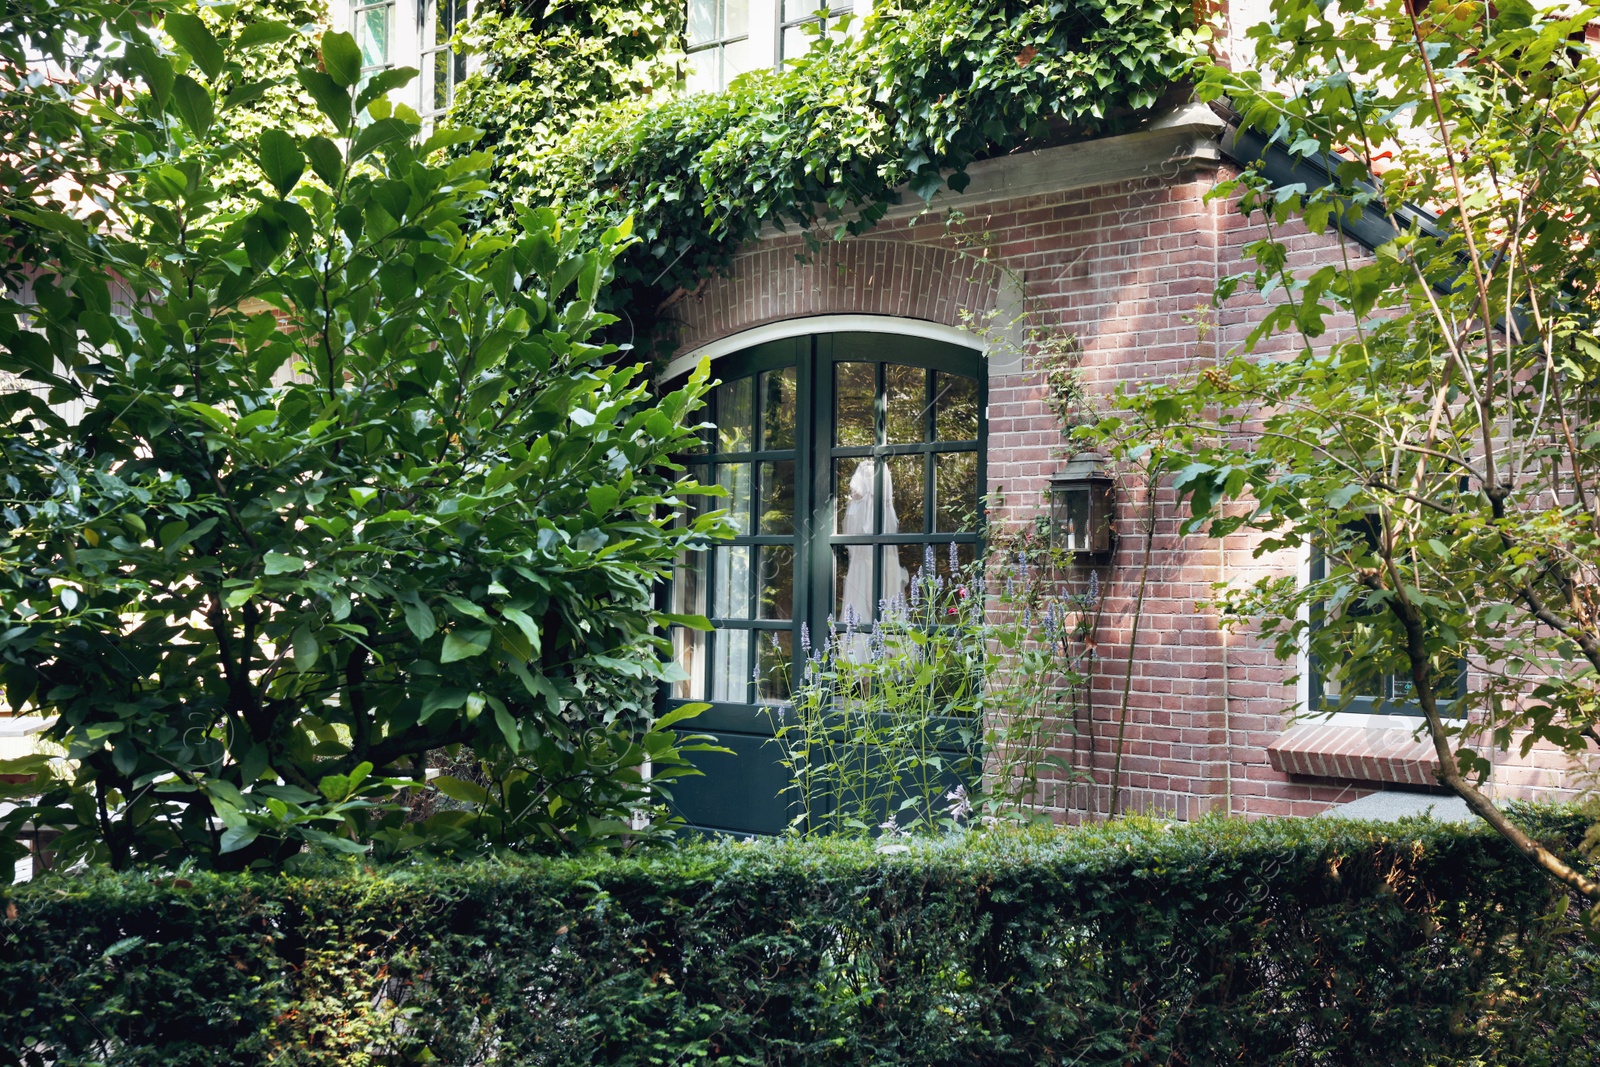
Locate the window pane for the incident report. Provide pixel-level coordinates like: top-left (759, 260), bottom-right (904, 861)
top-left (781, 24), bottom-right (811, 60)
top-left (432, 48), bottom-right (451, 111)
top-left (686, 46), bottom-right (718, 93)
top-left (834, 543), bottom-right (876, 642)
top-left (880, 543), bottom-right (911, 609)
top-left (759, 367), bottom-right (797, 450)
top-left (934, 451), bottom-right (979, 532)
top-left (724, 0), bottom-right (750, 38)
top-left (713, 545), bottom-right (752, 619)
top-left (688, 0), bottom-right (717, 45)
top-left (356, 4), bottom-right (391, 67)
top-left (885, 363), bottom-right (926, 444)
top-left (934, 372), bottom-right (979, 442)
top-left (717, 462), bottom-right (753, 535)
top-left (886, 454), bottom-right (924, 534)
top-left (889, 543), bottom-right (926, 611)
top-left (671, 550), bottom-right (706, 617)
top-left (712, 629), bottom-right (751, 703)
top-left (672, 627), bottom-right (705, 700)
top-left (722, 36), bottom-right (751, 82)
top-left (834, 361), bottom-right (875, 446)
top-left (716, 376), bottom-right (754, 452)
top-left (759, 460), bottom-right (795, 534)
top-left (837, 457), bottom-right (876, 535)
top-left (783, 0), bottom-right (824, 18)
top-left (757, 629), bottom-right (792, 704)
top-left (758, 545), bottom-right (794, 620)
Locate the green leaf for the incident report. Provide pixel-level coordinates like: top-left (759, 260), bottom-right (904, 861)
top-left (258, 129), bottom-right (305, 197)
top-left (440, 628), bottom-right (491, 663)
top-left (297, 69), bottom-right (352, 133)
top-left (350, 117), bottom-right (415, 163)
top-left (355, 67), bottom-right (419, 113)
top-left (321, 30), bottom-right (363, 89)
top-left (172, 74), bottom-right (215, 137)
top-left (433, 775), bottom-right (489, 805)
top-left (292, 625), bottom-right (318, 672)
top-left (263, 552), bottom-right (302, 575)
top-left (399, 592), bottom-right (436, 641)
top-left (494, 703), bottom-right (520, 750)
top-left (420, 686), bottom-right (469, 723)
top-left (236, 20), bottom-right (297, 49)
top-left (303, 135), bottom-right (344, 187)
top-left (165, 13), bottom-right (225, 80)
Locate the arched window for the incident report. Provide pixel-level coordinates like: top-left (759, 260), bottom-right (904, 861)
top-left (665, 331), bottom-right (985, 834)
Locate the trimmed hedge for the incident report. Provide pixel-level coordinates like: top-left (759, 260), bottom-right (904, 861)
top-left (2, 810), bottom-right (1597, 1065)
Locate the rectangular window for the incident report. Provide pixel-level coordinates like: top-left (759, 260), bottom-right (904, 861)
top-left (778, 0), bottom-right (852, 63)
top-left (353, 0), bottom-right (395, 80)
top-left (1307, 547), bottom-right (1466, 717)
top-left (687, 0), bottom-right (751, 93)
top-left (421, 0), bottom-right (469, 118)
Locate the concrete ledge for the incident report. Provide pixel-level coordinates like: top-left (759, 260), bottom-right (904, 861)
top-left (1267, 722), bottom-right (1438, 787)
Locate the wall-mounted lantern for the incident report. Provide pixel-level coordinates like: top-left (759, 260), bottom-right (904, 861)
top-left (1048, 452), bottom-right (1115, 557)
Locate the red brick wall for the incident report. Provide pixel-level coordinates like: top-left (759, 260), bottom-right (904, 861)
top-left (665, 161), bottom-right (1588, 821)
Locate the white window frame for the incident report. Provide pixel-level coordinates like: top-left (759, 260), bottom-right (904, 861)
top-left (686, 1), bottom-right (873, 93)
top-left (332, 0), bottom-right (479, 122)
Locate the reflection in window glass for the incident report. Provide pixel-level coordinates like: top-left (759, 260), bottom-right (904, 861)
top-left (834, 361), bottom-right (875, 446)
top-left (758, 545), bottom-right (794, 620)
top-left (779, 0), bottom-right (852, 63)
top-left (355, 0), bottom-right (393, 71)
top-left (716, 376), bottom-right (754, 453)
top-left (887, 454), bottom-right (925, 533)
top-left (934, 451), bottom-right (979, 532)
top-left (672, 629), bottom-right (705, 699)
top-left (934, 372), bottom-right (980, 442)
top-left (717, 462), bottom-right (753, 535)
top-left (836, 457), bottom-right (876, 536)
top-left (686, 0), bottom-right (752, 92)
top-left (757, 629), bottom-right (793, 703)
top-left (759, 367), bottom-right (797, 449)
top-left (885, 363), bottom-right (926, 444)
top-left (713, 545), bottom-right (752, 619)
top-left (759, 461), bottom-right (795, 534)
top-left (712, 629), bottom-right (751, 703)
top-left (420, 0), bottom-right (469, 119)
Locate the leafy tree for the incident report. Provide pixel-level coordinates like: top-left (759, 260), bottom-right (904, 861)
top-left (1088, 0), bottom-right (1600, 908)
top-left (0, 8), bottom-right (723, 874)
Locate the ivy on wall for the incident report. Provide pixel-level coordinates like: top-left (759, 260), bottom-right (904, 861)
top-left (465, 0), bottom-right (1201, 344)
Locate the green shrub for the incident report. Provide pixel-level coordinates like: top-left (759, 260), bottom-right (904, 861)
top-left (3, 809), bottom-right (1596, 1065)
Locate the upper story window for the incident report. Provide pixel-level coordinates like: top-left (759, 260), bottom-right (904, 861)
top-left (683, 0), bottom-right (866, 93)
top-left (342, 0), bottom-right (470, 120)
top-left (421, 0), bottom-right (469, 119)
top-left (353, 0), bottom-right (394, 82)
top-left (778, 0), bottom-right (852, 63)
top-left (687, 0), bottom-right (751, 94)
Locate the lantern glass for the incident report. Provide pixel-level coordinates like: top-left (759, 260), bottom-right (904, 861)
top-left (1052, 484), bottom-right (1092, 553)
top-left (1048, 455), bottom-right (1113, 556)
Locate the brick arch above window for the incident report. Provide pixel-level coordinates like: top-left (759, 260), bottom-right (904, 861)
top-left (663, 238), bottom-right (1006, 357)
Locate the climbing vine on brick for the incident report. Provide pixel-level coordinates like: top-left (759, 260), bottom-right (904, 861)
top-left (462, 0), bottom-right (1202, 342)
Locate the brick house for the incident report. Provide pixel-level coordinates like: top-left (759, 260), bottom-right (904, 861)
top-left (614, 2), bottom-right (1590, 834)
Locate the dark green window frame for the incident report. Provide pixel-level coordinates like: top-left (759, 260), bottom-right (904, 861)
top-left (664, 331), bottom-right (986, 834)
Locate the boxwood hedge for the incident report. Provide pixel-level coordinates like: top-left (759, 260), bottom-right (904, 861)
top-left (2, 809), bottom-right (1596, 1065)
